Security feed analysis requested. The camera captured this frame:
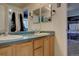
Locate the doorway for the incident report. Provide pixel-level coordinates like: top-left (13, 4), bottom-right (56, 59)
top-left (68, 3), bottom-right (79, 56)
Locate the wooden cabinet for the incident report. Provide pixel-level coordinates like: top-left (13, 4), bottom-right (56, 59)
top-left (33, 36), bottom-right (54, 56)
top-left (0, 35), bottom-right (54, 56)
top-left (0, 45), bottom-right (13, 56)
top-left (0, 41), bottom-right (33, 56)
top-left (33, 38), bottom-right (43, 49)
top-left (14, 41), bottom-right (33, 56)
top-left (49, 36), bottom-right (54, 56)
top-left (44, 36), bottom-right (54, 56)
top-left (33, 38), bottom-right (44, 56)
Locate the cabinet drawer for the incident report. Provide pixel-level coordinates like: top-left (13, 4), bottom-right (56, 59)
top-left (33, 38), bottom-right (43, 49)
top-left (34, 47), bottom-right (43, 56)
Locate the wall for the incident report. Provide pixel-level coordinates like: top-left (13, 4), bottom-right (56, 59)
top-left (41, 3), bottom-right (67, 56)
top-left (0, 5), bottom-right (6, 33)
top-left (24, 3), bottom-right (67, 56)
top-left (52, 4), bottom-right (67, 56)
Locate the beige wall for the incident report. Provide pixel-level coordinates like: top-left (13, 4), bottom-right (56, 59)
top-left (42, 3), bottom-right (67, 56)
top-left (25, 3), bottom-right (67, 56)
top-left (0, 5), bottom-right (6, 33)
top-left (52, 4), bottom-right (67, 56)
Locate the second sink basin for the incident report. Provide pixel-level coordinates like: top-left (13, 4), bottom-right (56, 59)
top-left (34, 33), bottom-right (50, 36)
top-left (0, 35), bottom-right (23, 40)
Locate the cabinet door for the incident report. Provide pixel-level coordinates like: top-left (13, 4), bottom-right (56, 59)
top-left (0, 46), bottom-right (13, 56)
top-left (44, 36), bottom-right (54, 56)
top-left (15, 41), bottom-right (33, 56)
top-left (44, 36), bottom-right (50, 56)
top-left (49, 36), bottom-right (54, 56)
top-left (33, 38), bottom-right (44, 56)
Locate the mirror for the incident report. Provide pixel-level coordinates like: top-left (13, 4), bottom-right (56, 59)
top-left (19, 13), bottom-right (24, 31)
top-left (8, 9), bottom-right (17, 32)
top-left (7, 4), bottom-right (53, 33)
top-left (8, 8), bottom-right (29, 33)
top-left (23, 9), bottom-right (28, 31)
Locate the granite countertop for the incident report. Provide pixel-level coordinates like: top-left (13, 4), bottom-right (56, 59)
top-left (0, 32), bottom-right (54, 47)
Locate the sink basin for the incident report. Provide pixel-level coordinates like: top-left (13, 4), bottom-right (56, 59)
top-left (34, 33), bottom-right (50, 36)
top-left (0, 35), bottom-right (23, 40)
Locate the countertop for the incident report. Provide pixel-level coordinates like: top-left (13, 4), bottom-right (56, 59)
top-left (0, 32), bottom-right (54, 47)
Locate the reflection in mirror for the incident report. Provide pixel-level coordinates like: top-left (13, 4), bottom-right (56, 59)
top-left (11, 12), bottom-right (16, 32)
top-left (23, 9), bottom-right (28, 31)
top-left (33, 9), bottom-right (40, 16)
top-left (19, 13), bottom-right (24, 31)
top-left (32, 8), bottom-right (40, 24)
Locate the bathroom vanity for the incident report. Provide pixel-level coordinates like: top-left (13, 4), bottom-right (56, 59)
top-left (0, 33), bottom-right (54, 56)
